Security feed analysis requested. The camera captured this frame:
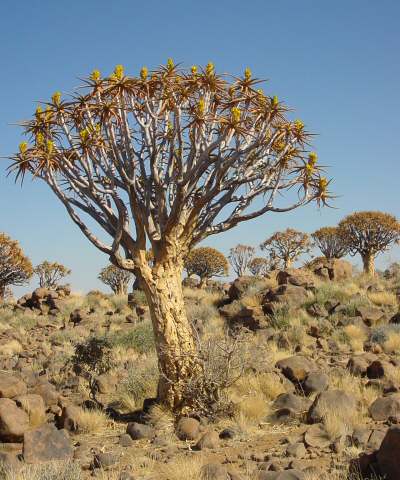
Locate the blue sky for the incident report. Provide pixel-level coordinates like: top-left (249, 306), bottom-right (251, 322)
top-left (1, 0), bottom-right (399, 294)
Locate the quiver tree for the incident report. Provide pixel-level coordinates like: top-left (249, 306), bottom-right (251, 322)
top-left (10, 61), bottom-right (329, 411)
top-left (248, 255), bottom-right (278, 276)
top-left (261, 228), bottom-right (312, 269)
top-left (312, 226), bottom-right (349, 259)
top-left (184, 247), bottom-right (228, 287)
top-left (98, 264), bottom-right (133, 294)
top-left (338, 211), bottom-right (400, 276)
top-left (228, 244), bottom-right (255, 277)
top-left (0, 233), bottom-right (33, 301)
top-left (34, 260), bottom-right (71, 289)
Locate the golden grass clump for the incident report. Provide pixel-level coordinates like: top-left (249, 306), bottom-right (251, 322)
top-left (343, 324), bottom-right (367, 353)
top-left (74, 408), bottom-right (111, 434)
top-left (368, 290), bottom-right (398, 307)
top-left (383, 331), bottom-right (400, 353)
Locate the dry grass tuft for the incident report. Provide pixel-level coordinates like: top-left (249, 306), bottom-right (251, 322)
top-left (157, 454), bottom-right (204, 480)
top-left (368, 290), bottom-right (398, 307)
top-left (74, 408), bottom-right (110, 434)
top-left (383, 331), bottom-right (400, 353)
top-left (343, 324), bottom-right (367, 353)
top-left (0, 339), bottom-right (23, 356)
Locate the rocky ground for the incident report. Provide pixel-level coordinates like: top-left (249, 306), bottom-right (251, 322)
top-left (1, 260), bottom-right (400, 480)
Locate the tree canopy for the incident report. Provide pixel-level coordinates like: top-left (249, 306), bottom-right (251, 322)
top-left (228, 244), bottom-right (255, 277)
top-left (184, 247), bottom-right (228, 286)
top-left (312, 226), bottom-right (348, 259)
top-left (98, 264), bottom-right (133, 294)
top-left (0, 233), bottom-right (33, 300)
top-left (260, 228), bottom-right (312, 269)
top-left (34, 260), bottom-right (71, 289)
top-left (338, 211), bottom-right (400, 275)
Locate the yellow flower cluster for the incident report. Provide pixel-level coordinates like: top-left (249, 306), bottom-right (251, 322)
top-left (197, 97), bottom-right (205, 116)
top-left (206, 62), bottom-right (214, 76)
top-left (231, 107), bottom-right (241, 123)
top-left (191, 65), bottom-right (198, 75)
top-left (140, 66), bottom-right (148, 81)
top-left (114, 65), bottom-right (124, 80)
top-left (167, 58), bottom-right (174, 70)
top-left (294, 119), bottom-right (304, 131)
top-left (272, 95), bottom-right (279, 107)
top-left (52, 91), bottom-right (61, 106)
top-left (91, 70), bottom-right (101, 81)
top-left (19, 142), bottom-right (28, 154)
top-left (46, 140), bottom-right (54, 154)
top-left (244, 67), bottom-right (252, 81)
top-left (36, 132), bottom-right (44, 146)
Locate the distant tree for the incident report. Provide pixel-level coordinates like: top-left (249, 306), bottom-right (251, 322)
top-left (10, 61), bottom-right (329, 411)
top-left (98, 265), bottom-right (133, 294)
top-left (248, 253), bottom-right (280, 276)
top-left (261, 228), bottom-right (312, 269)
top-left (0, 233), bottom-right (33, 301)
top-left (228, 244), bottom-right (255, 277)
top-left (184, 247), bottom-right (228, 287)
top-left (34, 260), bottom-right (71, 289)
top-left (248, 257), bottom-right (270, 276)
top-left (338, 211), bottom-right (400, 275)
top-left (312, 226), bottom-right (349, 259)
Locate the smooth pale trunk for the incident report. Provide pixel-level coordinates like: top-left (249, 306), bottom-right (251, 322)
top-left (139, 258), bottom-right (200, 411)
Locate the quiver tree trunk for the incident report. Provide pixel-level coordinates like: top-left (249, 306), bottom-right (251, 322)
top-left (0, 285), bottom-right (5, 303)
top-left (138, 256), bottom-right (201, 412)
top-left (284, 258), bottom-right (292, 269)
top-left (362, 252), bottom-right (375, 276)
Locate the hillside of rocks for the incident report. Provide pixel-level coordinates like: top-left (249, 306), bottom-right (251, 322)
top-left (1, 262), bottom-right (400, 480)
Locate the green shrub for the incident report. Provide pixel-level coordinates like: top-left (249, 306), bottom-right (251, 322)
top-left (110, 321), bottom-right (155, 354)
top-left (118, 355), bottom-right (158, 407)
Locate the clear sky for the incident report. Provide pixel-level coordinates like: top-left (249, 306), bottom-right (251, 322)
top-left (1, 0), bottom-right (399, 294)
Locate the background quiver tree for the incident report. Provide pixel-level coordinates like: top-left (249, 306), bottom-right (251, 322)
top-left (10, 61), bottom-right (330, 411)
top-left (248, 253), bottom-right (278, 276)
top-left (312, 226), bottom-right (349, 259)
top-left (228, 244), bottom-right (255, 277)
top-left (184, 247), bottom-right (228, 287)
top-left (34, 260), bottom-right (71, 289)
top-left (260, 228), bottom-right (313, 269)
top-left (98, 264), bottom-right (133, 294)
top-left (338, 211), bottom-right (400, 276)
top-left (0, 233), bottom-right (33, 301)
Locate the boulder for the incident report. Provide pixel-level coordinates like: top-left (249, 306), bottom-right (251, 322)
top-left (95, 374), bottom-right (117, 394)
top-left (303, 371), bottom-right (329, 395)
top-left (23, 424), bottom-right (73, 463)
top-left (126, 422), bottom-right (154, 440)
top-left (308, 390), bottom-right (357, 424)
top-left (304, 423), bottom-right (331, 448)
top-left (0, 398), bottom-right (30, 442)
top-left (276, 269), bottom-right (314, 288)
top-left (356, 306), bottom-right (385, 326)
top-left (264, 284), bottom-right (309, 307)
top-left (347, 353), bottom-right (378, 376)
top-left (176, 417), bottom-right (200, 440)
top-left (308, 258), bottom-right (352, 281)
top-left (273, 393), bottom-right (311, 416)
top-left (93, 452), bottom-right (119, 468)
top-left (31, 381), bottom-right (59, 407)
top-left (0, 373), bottom-right (27, 399)
top-left (228, 276), bottom-right (266, 301)
top-left (377, 426), bottom-right (400, 479)
top-left (58, 404), bottom-right (81, 432)
top-left (195, 430), bottom-right (219, 450)
top-left (276, 356), bottom-right (317, 383)
top-left (369, 394), bottom-right (400, 421)
top-left (69, 308), bottom-right (87, 326)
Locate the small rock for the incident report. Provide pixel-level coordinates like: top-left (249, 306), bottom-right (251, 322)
top-left (0, 398), bottom-right (30, 442)
top-left (176, 417), bottom-right (200, 440)
top-left (126, 422), bottom-right (154, 440)
top-left (93, 452), bottom-right (118, 468)
top-left (195, 430), bottom-right (219, 450)
top-left (119, 433), bottom-right (134, 447)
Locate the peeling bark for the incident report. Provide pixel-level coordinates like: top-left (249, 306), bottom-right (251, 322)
top-left (139, 256), bottom-right (201, 411)
top-left (362, 252), bottom-right (375, 276)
